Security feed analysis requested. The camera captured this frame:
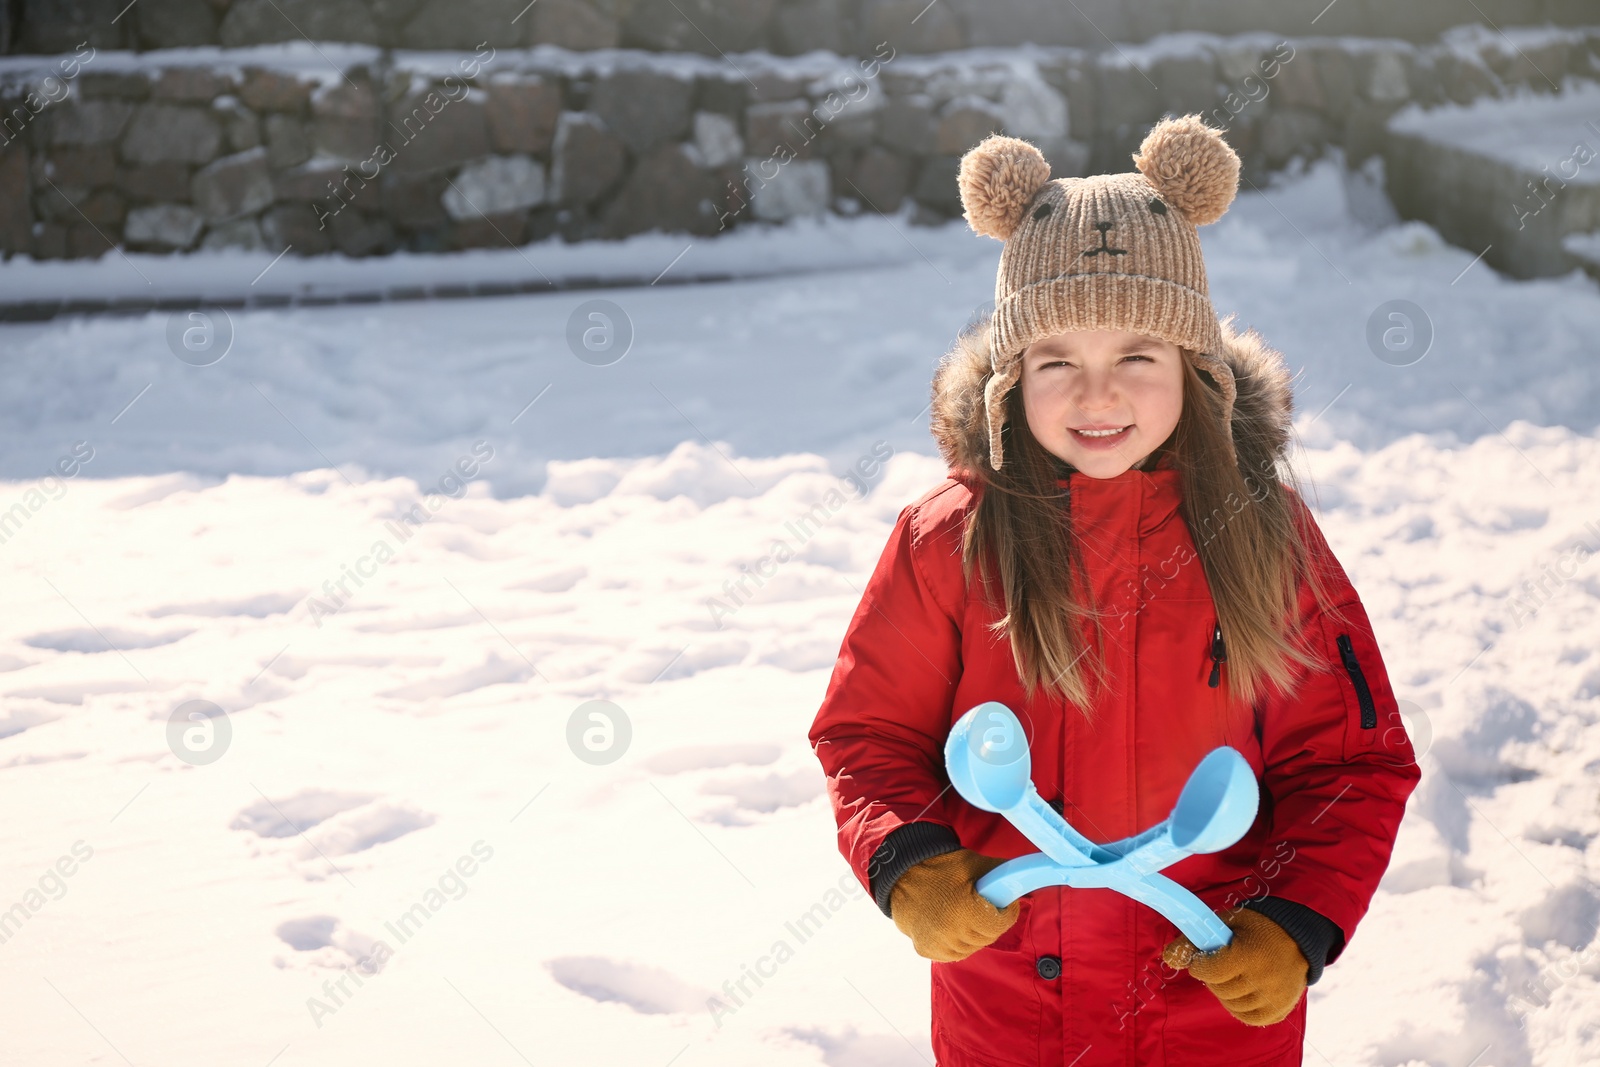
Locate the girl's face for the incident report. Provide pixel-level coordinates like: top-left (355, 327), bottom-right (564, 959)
top-left (1019, 329), bottom-right (1184, 479)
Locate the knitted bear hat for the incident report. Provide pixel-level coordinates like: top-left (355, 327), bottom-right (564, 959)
top-left (957, 114), bottom-right (1242, 470)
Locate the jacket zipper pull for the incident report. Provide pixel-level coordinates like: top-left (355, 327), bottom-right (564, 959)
top-left (1208, 622), bottom-right (1226, 688)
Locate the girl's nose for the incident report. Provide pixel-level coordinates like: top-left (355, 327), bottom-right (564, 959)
top-left (1072, 369), bottom-right (1119, 410)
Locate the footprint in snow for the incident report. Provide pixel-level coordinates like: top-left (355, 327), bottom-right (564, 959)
top-left (510, 566), bottom-right (586, 593)
top-left (643, 742), bottom-right (781, 774)
top-left (303, 801), bottom-right (437, 858)
top-left (277, 914), bottom-right (340, 950)
top-left (0, 707), bottom-right (62, 739)
top-left (1519, 882), bottom-right (1600, 951)
top-left (378, 653), bottom-right (534, 701)
top-left (759, 639), bottom-right (843, 673)
top-left (147, 593), bottom-right (300, 618)
top-left (23, 626), bottom-right (193, 652)
top-left (544, 956), bottom-right (707, 1014)
top-left (11, 680), bottom-right (165, 706)
top-left (275, 914), bottom-right (390, 973)
top-left (786, 1026), bottom-right (934, 1067)
top-left (618, 640), bottom-right (749, 684)
top-left (699, 768), bottom-right (824, 825)
top-left (232, 789), bottom-right (376, 838)
top-left (234, 790), bottom-right (437, 878)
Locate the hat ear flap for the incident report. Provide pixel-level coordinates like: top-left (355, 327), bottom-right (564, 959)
top-left (1133, 114), bottom-right (1239, 226)
top-left (958, 135), bottom-right (1052, 241)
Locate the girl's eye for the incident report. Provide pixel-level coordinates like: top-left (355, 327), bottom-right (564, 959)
top-left (1040, 355), bottom-right (1152, 368)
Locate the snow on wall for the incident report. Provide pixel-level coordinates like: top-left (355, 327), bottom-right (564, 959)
top-left (0, 25), bottom-right (1594, 274)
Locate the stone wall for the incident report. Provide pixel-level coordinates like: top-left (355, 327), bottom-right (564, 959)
top-left (0, 0), bottom-right (1593, 57)
top-left (0, 24), bottom-right (1595, 261)
top-left (1385, 84), bottom-right (1600, 278)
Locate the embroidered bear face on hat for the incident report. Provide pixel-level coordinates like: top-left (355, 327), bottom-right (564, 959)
top-left (956, 114), bottom-right (1243, 471)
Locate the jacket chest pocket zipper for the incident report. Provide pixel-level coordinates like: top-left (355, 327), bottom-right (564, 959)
top-left (1207, 621), bottom-right (1226, 688)
top-left (1336, 633), bottom-right (1378, 729)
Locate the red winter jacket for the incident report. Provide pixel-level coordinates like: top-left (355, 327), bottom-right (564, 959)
top-left (808, 322), bottom-right (1421, 1067)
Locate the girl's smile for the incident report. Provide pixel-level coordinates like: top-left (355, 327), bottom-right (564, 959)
top-left (1069, 424), bottom-right (1133, 448)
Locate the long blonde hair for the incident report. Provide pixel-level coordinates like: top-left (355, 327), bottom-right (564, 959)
top-left (953, 319), bottom-right (1350, 720)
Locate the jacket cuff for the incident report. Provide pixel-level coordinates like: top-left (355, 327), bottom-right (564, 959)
top-left (868, 821), bottom-right (963, 918)
top-left (1241, 896), bottom-right (1344, 986)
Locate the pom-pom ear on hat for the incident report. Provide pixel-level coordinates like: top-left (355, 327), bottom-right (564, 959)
top-left (1132, 114), bottom-right (1239, 226)
top-left (958, 135), bottom-right (1052, 241)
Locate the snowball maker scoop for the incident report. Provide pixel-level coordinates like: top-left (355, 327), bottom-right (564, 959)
top-left (944, 701), bottom-right (1260, 952)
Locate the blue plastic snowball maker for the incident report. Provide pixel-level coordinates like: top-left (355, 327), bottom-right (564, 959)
top-left (944, 701), bottom-right (1260, 952)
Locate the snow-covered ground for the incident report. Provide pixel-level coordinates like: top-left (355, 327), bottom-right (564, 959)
top-left (2, 156), bottom-right (1599, 1066)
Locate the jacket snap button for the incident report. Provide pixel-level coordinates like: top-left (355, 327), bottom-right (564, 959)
top-left (1036, 955), bottom-right (1062, 980)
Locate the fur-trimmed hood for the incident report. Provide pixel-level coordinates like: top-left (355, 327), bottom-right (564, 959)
top-left (928, 315), bottom-right (1295, 479)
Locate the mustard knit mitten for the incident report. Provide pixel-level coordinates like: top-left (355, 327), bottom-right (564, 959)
top-left (889, 849), bottom-right (1020, 962)
top-left (1162, 906), bottom-right (1310, 1026)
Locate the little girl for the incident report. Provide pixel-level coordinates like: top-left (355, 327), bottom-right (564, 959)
top-left (809, 116), bottom-right (1421, 1067)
